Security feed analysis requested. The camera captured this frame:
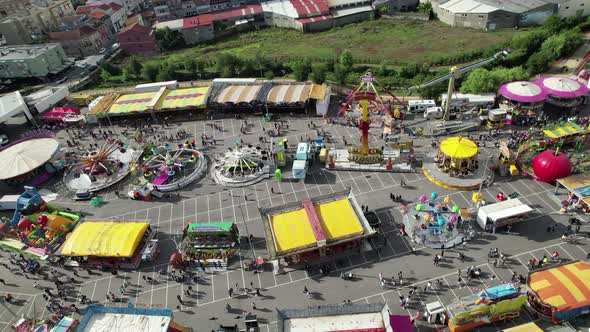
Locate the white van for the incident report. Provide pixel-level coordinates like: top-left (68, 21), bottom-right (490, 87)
top-left (424, 107), bottom-right (444, 120)
top-left (408, 100), bottom-right (436, 113)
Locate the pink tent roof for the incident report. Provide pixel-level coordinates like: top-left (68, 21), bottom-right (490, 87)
top-left (498, 81), bottom-right (547, 103)
top-left (535, 76), bottom-right (589, 99)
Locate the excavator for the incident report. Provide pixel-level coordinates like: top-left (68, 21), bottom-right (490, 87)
top-left (405, 50), bottom-right (510, 136)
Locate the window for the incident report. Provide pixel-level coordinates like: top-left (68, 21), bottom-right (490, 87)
top-left (478, 15), bottom-right (484, 18)
top-left (461, 13), bottom-right (467, 16)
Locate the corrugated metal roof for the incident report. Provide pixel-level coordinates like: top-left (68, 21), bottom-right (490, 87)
top-left (441, 0), bottom-right (551, 14)
top-left (261, 0), bottom-right (300, 18)
top-left (331, 5), bottom-right (373, 17)
top-left (440, 0), bottom-right (498, 14)
top-left (327, 0), bottom-right (369, 8)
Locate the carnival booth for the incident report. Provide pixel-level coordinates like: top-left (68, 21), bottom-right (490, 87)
top-left (498, 81), bottom-right (546, 126)
top-left (58, 221), bottom-right (155, 269)
top-left (435, 137), bottom-right (478, 176)
top-left (176, 222), bottom-right (240, 271)
top-left (526, 261), bottom-right (590, 323)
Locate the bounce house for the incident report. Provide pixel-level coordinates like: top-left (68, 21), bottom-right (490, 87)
top-left (0, 186), bottom-right (80, 259)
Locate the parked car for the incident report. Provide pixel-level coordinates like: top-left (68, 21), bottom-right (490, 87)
top-left (0, 134), bottom-right (9, 146)
top-left (111, 43), bottom-right (120, 50)
top-left (98, 48), bottom-right (106, 54)
top-left (54, 77), bottom-right (67, 84)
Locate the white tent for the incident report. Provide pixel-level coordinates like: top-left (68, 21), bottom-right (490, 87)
top-left (0, 138), bottom-right (59, 180)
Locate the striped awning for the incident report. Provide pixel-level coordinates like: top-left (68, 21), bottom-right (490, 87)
top-left (216, 85), bottom-right (262, 103)
top-left (266, 84), bottom-right (312, 103)
top-left (543, 122), bottom-right (588, 138)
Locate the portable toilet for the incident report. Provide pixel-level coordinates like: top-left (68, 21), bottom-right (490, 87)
top-left (296, 143), bottom-right (310, 161)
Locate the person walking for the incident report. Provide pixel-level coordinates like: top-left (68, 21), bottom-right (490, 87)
top-left (378, 272), bottom-right (383, 282)
top-left (303, 286), bottom-right (308, 294)
top-left (226, 303), bottom-right (232, 312)
top-left (228, 288), bottom-right (234, 297)
top-left (177, 295), bottom-right (184, 305)
top-left (271, 187), bottom-right (274, 194)
top-left (251, 302), bottom-right (257, 310)
top-left (440, 244), bottom-right (445, 257)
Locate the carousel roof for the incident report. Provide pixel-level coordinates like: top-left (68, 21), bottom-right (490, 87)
top-left (532, 150), bottom-right (572, 183)
top-left (498, 81), bottom-right (546, 103)
top-left (439, 137), bottom-right (478, 160)
top-left (535, 76), bottom-right (589, 99)
top-left (0, 137), bottom-right (59, 180)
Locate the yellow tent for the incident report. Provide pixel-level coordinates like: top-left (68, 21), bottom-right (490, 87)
top-left (439, 137), bottom-right (478, 159)
top-left (503, 322), bottom-right (543, 332)
top-left (60, 221), bottom-right (149, 257)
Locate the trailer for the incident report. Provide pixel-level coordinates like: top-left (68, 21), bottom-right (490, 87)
top-left (0, 195), bottom-right (20, 210)
top-left (476, 199), bottom-right (532, 229)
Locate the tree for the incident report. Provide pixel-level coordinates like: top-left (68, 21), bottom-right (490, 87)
top-left (377, 61), bottom-right (389, 77)
top-left (101, 62), bottom-right (120, 76)
top-left (157, 63), bottom-right (177, 81)
top-left (155, 27), bottom-right (186, 51)
top-left (417, 2), bottom-right (432, 17)
top-left (215, 53), bottom-right (241, 77)
top-left (141, 63), bottom-right (159, 81)
top-left (291, 60), bottom-right (312, 81)
top-left (333, 64), bottom-right (349, 85)
top-left (526, 49), bottom-right (554, 74)
top-left (460, 67), bottom-right (528, 94)
top-left (459, 68), bottom-right (499, 94)
top-left (127, 57), bottom-right (142, 77)
top-left (264, 70), bottom-right (275, 80)
top-left (185, 58), bottom-right (197, 75)
top-left (339, 50), bottom-right (353, 71)
top-left (100, 68), bottom-right (111, 81)
top-left (310, 64), bottom-right (327, 84)
top-left (543, 15), bottom-right (564, 34)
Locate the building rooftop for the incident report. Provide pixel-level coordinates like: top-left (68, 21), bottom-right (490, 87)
top-left (277, 303), bottom-right (392, 332)
top-left (0, 44), bottom-right (61, 60)
top-left (0, 91), bottom-right (27, 121)
top-left (441, 0), bottom-right (551, 13)
top-left (330, 5), bottom-right (373, 18)
top-left (77, 305), bottom-right (173, 332)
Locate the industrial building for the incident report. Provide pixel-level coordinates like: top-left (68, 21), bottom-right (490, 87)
top-left (435, 0), bottom-right (557, 30)
top-left (0, 44), bottom-right (70, 79)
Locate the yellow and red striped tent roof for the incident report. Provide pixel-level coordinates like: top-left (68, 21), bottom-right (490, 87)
top-left (543, 122), bottom-right (588, 139)
top-left (528, 261), bottom-right (590, 311)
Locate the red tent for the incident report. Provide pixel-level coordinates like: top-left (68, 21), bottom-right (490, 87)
top-left (532, 150), bottom-right (572, 183)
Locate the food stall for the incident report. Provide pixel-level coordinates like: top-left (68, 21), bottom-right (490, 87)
top-left (486, 109), bottom-right (507, 128)
top-left (177, 222), bottom-right (240, 271)
top-left (58, 221), bottom-right (155, 269)
top-left (444, 284), bottom-right (526, 332)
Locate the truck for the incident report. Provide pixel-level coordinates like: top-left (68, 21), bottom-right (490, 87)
top-left (408, 100), bottom-right (436, 113)
top-left (476, 198), bottom-right (533, 230)
top-left (0, 195), bottom-right (20, 210)
top-left (441, 93), bottom-right (495, 112)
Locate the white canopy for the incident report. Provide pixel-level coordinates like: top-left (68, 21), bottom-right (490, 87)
top-left (0, 138), bottom-right (59, 180)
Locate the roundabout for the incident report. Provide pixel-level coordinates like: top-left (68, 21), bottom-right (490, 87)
top-left (135, 143), bottom-right (207, 192)
top-left (211, 145), bottom-right (272, 187)
top-left (64, 141), bottom-right (141, 193)
top-left (422, 136), bottom-right (491, 190)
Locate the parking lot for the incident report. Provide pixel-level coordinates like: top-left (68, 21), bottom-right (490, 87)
top-left (0, 116), bottom-right (587, 331)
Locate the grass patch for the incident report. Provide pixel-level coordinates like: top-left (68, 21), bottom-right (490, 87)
top-left (133, 19), bottom-right (520, 66)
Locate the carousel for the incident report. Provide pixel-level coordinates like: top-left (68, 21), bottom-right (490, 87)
top-left (64, 141), bottom-right (141, 192)
top-left (134, 142), bottom-right (207, 193)
top-left (211, 145), bottom-right (271, 187)
top-left (402, 192), bottom-right (465, 248)
top-left (435, 137), bottom-right (479, 177)
top-left (535, 76), bottom-right (589, 114)
top-left (498, 81), bottom-right (547, 126)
